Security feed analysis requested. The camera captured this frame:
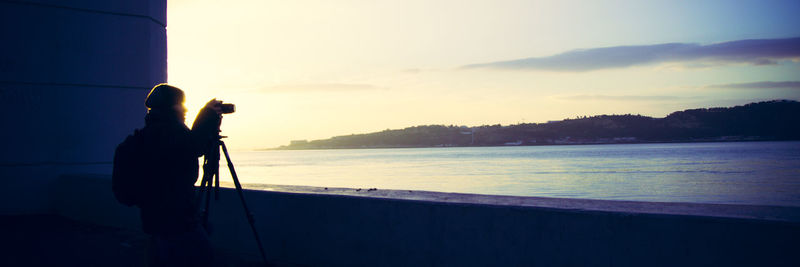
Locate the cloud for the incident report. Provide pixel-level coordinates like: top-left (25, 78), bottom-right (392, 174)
top-left (706, 81), bottom-right (800, 90)
top-left (556, 95), bottom-right (688, 102)
top-left (259, 83), bottom-right (383, 93)
top-left (464, 37), bottom-right (800, 72)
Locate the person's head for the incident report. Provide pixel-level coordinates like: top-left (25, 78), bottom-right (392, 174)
top-left (145, 83), bottom-right (187, 118)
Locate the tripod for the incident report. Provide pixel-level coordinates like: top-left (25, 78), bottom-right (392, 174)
top-left (197, 132), bottom-right (268, 265)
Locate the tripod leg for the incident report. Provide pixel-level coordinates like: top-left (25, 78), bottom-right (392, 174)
top-left (203, 178), bottom-right (212, 228)
top-left (214, 167), bottom-right (220, 200)
top-left (214, 168), bottom-right (221, 200)
top-left (198, 142), bottom-right (220, 232)
top-left (197, 159), bottom-right (215, 230)
top-left (220, 141), bottom-right (269, 265)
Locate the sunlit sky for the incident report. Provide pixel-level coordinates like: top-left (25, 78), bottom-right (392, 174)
top-left (166, 0), bottom-right (800, 150)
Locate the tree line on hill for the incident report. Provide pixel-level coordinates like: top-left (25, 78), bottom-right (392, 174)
top-left (277, 100), bottom-right (800, 149)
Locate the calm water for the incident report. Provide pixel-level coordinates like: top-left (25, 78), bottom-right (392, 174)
top-left (218, 141), bottom-right (800, 207)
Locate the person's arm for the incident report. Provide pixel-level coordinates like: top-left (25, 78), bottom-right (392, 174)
top-left (188, 99), bottom-right (224, 157)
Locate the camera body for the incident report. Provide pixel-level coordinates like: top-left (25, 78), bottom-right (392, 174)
top-left (218, 103), bottom-right (235, 114)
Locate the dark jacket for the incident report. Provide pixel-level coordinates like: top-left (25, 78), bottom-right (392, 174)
top-left (137, 107), bottom-right (219, 235)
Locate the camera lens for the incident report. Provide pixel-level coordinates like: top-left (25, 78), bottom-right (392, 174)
top-left (220, 103), bottom-right (235, 114)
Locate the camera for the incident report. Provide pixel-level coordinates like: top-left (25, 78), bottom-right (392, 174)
top-left (218, 103), bottom-right (235, 114)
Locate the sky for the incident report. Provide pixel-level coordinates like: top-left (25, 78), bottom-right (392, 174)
top-left (166, 0), bottom-right (800, 150)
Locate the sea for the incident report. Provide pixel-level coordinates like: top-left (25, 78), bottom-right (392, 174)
top-left (216, 141), bottom-right (800, 207)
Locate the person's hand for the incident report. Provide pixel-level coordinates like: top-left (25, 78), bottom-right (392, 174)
top-left (205, 98), bottom-right (223, 115)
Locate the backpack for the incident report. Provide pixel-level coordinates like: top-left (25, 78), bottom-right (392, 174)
top-left (112, 129), bottom-right (147, 206)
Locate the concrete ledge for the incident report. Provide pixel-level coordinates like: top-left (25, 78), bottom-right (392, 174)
top-left (52, 175), bottom-right (800, 266)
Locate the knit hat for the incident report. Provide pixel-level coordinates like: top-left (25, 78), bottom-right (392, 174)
top-left (145, 83), bottom-right (185, 109)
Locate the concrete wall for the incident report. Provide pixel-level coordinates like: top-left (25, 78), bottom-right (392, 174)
top-left (0, 0), bottom-right (166, 214)
top-left (53, 175), bottom-right (800, 267)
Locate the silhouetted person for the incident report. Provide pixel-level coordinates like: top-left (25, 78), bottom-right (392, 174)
top-left (137, 83), bottom-right (222, 267)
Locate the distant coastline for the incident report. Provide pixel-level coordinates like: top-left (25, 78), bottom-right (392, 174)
top-left (266, 138), bottom-right (787, 151)
top-left (271, 100), bottom-right (800, 150)
top-left (264, 136), bottom-right (788, 151)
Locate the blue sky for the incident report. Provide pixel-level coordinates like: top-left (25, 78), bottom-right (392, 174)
top-left (167, 0), bottom-right (800, 149)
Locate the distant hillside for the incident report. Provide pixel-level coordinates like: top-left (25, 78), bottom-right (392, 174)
top-left (276, 100), bottom-right (800, 149)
